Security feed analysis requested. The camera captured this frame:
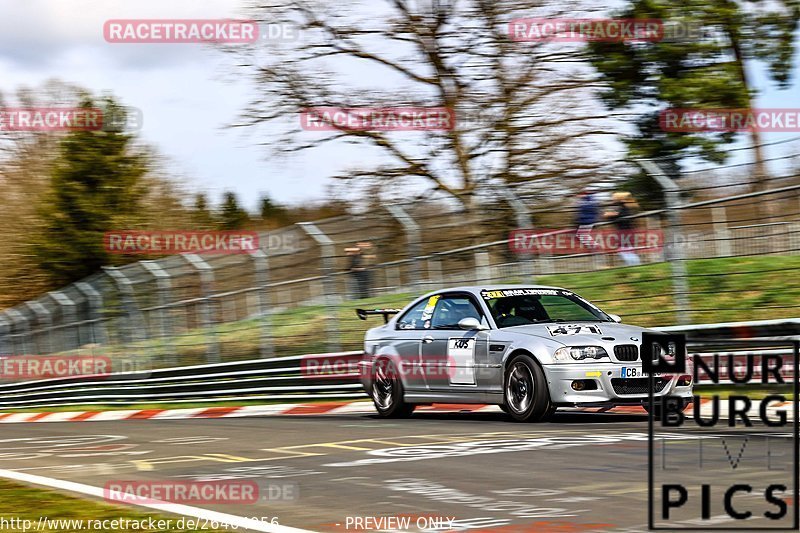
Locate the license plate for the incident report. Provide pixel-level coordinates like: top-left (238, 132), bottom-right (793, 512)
top-left (621, 367), bottom-right (660, 378)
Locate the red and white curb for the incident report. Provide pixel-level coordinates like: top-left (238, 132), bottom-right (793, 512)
top-left (0, 399), bottom-right (791, 423)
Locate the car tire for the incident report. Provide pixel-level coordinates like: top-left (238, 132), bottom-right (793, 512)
top-left (503, 354), bottom-right (553, 422)
top-left (371, 358), bottom-right (415, 418)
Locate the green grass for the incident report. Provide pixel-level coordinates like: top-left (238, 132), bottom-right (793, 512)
top-left (0, 479), bottom-right (235, 532)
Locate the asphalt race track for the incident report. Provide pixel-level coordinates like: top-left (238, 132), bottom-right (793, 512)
top-left (0, 409), bottom-right (795, 532)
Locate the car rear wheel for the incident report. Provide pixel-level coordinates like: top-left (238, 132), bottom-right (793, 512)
top-left (503, 354), bottom-right (553, 422)
top-left (372, 359), bottom-right (415, 418)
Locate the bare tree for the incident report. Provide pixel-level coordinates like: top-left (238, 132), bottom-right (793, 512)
top-left (232, 0), bottom-right (624, 208)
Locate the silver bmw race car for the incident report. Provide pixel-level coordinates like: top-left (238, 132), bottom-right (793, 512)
top-left (357, 285), bottom-right (693, 422)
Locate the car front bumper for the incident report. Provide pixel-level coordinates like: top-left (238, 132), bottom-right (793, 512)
top-left (543, 362), bottom-right (693, 405)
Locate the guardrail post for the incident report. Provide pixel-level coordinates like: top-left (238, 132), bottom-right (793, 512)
top-left (103, 267), bottom-right (145, 345)
top-left (385, 204), bottom-right (421, 290)
top-left (141, 261), bottom-right (175, 366)
top-left (6, 309), bottom-right (30, 355)
top-left (711, 207), bottom-right (731, 258)
top-left (183, 254), bottom-right (220, 364)
top-left (25, 301), bottom-right (53, 355)
top-left (250, 250), bottom-right (273, 359)
top-left (636, 159), bottom-right (691, 325)
top-left (75, 280), bottom-right (107, 346)
top-left (47, 292), bottom-right (77, 353)
top-left (297, 222), bottom-right (341, 352)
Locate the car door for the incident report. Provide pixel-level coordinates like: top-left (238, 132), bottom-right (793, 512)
top-left (420, 293), bottom-right (490, 391)
top-left (390, 295), bottom-right (439, 391)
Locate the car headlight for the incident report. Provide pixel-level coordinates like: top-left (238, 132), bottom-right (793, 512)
top-left (553, 346), bottom-right (609, 362)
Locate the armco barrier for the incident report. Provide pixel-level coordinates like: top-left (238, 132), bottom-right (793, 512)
top-left (0, 319), bottom-right (796, 410)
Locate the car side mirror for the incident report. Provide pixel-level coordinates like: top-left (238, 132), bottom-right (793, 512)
top-left (458, 317), bottom-right (488, 330)
top-left (608, 314), bottom-right (622, 323)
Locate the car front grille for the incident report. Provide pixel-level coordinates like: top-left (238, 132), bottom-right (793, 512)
top-left (614, 344), bottom-right (638, 362)
top-left (611, 377), bottom-right (668, 395)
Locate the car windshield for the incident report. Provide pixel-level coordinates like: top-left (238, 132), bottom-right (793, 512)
top-left (482, 289), bottom-right (611, 328)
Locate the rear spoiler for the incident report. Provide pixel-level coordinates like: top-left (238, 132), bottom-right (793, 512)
top-left (356, 308), bottom-right (402, 323)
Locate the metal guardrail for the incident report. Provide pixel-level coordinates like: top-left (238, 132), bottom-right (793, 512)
top-left (0, 318), bottom-right (797, 411)
top-left (0, 351), bottom-right (365, 410)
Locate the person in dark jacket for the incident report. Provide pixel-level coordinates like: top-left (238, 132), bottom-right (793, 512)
top-left (575, 188), bottom-right (598, 227)
top-left (604, 191), bottom-right (641, 265)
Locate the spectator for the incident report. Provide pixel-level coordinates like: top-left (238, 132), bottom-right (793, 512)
top-left (574, 187), bottom-right (599, 250)
top-left (604, 191), bottom-right (641, 266)
top-left (346, 246), bottom-right (364, 299)
top-left (347, 241), bottom-right (376, 299)
top-left (575, 187), bottom-right (598, 227)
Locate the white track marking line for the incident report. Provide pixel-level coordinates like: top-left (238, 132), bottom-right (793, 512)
top-left (0, 469), bottom-right (312, 533)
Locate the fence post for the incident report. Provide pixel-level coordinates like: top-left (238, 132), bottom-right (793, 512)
top-left (25, 301), bottom-right (52, 355)
top-left (183, 254), bottom-right (220, 364)
top-left (636, 159), bottom-right (691, 325)
top-left (475, 251), bottom-right (491, 283)
top-left (47, 292), bottom-right (77, 353)
top-left (75, 281), bottom-right (107, 346)
top-left (103, 267), bottom-right (145, 345)
top-left (497, 186), bottom-right (535, 282)
top-left (297, 222), bottom-right (341, 352)
top-left (711, 207), bottom-right (731, 258)
top-left (427, 257), bottom-right (442, 287)
top-left (6, 309), bottom-right (30, 355)
top-left (0, 315), bottom-right (10, 356)
top-left (141, 261), bottom-right (175, 367)
top-left (385, 204), bottom-right (421, 290)
top-left (250, 249), bottom-right (273, 358)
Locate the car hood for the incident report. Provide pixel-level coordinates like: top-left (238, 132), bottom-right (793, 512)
top-left (501, 321), bottom-right (653, 346)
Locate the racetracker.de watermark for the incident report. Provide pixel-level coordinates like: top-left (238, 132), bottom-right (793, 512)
top-left (509, 228), bottom-right (663, 255)
top-left (509, 19), bottom-right (710, 43)
top-left (104, 481), bottom-right (260, 505)
top-left (0, 355), bottom-right (147, 381)
top-left (300, 107), bottom-right (455, 131)
top-left (104, 20), bottom-right (300, 44)
top-left (0, 107), bottom-right (143, 132)
top-left (104, 231), bottom-right (259, 255)
top-left (661, 108), bottom-right (800, 132)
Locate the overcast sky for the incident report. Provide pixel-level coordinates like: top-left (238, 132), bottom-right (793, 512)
top-left (1, 0), bottom-right (799, 210)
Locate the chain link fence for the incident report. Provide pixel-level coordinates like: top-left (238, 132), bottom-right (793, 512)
top-left (2, 166), bottom-right (800, 370)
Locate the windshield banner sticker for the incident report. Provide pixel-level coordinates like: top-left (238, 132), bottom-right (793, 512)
top-left (481, 288), bottom-right (560, 299)
top-left (547, 324), bottom-right (602, 336)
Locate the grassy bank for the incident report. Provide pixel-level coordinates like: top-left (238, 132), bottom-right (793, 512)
top-left (50, 254), bottom-right (800, 368)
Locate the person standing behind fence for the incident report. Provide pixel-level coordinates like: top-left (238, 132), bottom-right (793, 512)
top-left (346, 246), bottom-right (364, 299)
top-left (356, 241), bottom-right (376, 299)
top-left (574, 187), bottom-right (598, 250)
top-left (604, 191), bottom-right (641, 266)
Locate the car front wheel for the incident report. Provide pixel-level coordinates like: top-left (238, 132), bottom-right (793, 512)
top-left (371, 359), bottom-right (415, 418)
top-left (503, 354), bottom-right (553, 422)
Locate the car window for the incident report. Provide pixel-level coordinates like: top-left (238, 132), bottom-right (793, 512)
top-left (482, 288), bottom-right (610, 328)
top-left (396, 295), bottom-right (439, 330)
top-left (537, 295), bottom-right (600, 321)
top-left (430, 296), bottom-right (483, 329)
